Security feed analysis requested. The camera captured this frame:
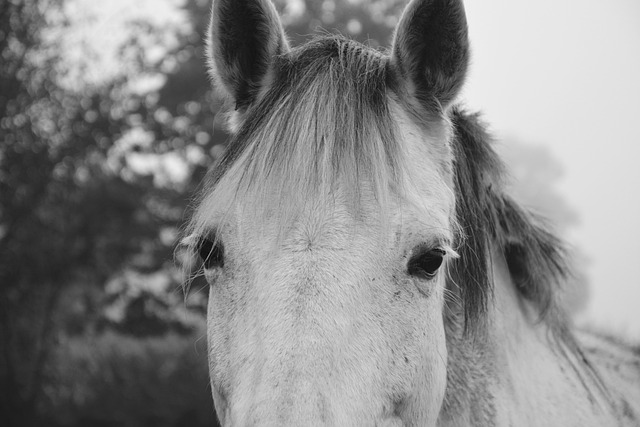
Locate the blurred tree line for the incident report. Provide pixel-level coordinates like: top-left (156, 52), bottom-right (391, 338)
top-left (0, 0), bottom-right (586, 426)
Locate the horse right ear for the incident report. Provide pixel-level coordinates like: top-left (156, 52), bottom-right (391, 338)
top-left (391, 0), bottom-right (469, 110)
top-left (207, 0), bottom-right (289, 112)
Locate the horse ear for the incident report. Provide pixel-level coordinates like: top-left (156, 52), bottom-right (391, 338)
top-left (207, 0), bottom-right (289, 110)
top-left (391, 0), bottom-right (469, 109)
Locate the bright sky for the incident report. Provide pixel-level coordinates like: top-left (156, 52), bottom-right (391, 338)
top-left (461, 0), bottom-right (640, 337)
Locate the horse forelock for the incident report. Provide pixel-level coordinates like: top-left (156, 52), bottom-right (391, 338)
top-left (186, 37), bottom-right (416, 247)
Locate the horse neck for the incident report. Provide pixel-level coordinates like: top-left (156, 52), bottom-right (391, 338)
top-left (438, 244), bottom-right (620, 427)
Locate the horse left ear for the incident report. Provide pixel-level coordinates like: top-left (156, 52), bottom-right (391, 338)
top-left (207, 0), bottom-right (289, 111)
top-left (391, 0), bottom-right (470, 109)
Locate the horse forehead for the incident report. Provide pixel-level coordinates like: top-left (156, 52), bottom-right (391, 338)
top-left (234, 198), bottom-right (383, 253)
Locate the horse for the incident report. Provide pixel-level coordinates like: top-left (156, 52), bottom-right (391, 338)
top-left (181, 0), bottom-right (640, 425)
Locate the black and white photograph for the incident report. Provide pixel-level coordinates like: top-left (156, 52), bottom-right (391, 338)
top-left (1, 0), bottom-right (639, 425)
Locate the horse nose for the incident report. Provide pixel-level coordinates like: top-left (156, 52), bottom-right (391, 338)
top-left (379, 417), bottom-right (404, 427)
top-left (236, 393), bottom-right (405, 427)
top-left (224, 382), bottom-right (404, 426)
top-left (236, 384), bottom-right (332, 426)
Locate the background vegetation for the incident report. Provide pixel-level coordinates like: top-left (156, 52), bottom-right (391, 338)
top-left (0, 0), bottom-right (585, 426)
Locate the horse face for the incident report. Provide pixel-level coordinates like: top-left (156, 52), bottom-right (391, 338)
top-left (193, 0), bottom-right (469, 425)
top-left (203, 200), bottom-right (452, 425)
top-left (198, 105), bottom-right (458, 425)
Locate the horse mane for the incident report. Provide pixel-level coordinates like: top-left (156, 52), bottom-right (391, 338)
top-left (448, 108), bottom-right (572, 330)
top-left (444, 111), bottom-right (616, 409)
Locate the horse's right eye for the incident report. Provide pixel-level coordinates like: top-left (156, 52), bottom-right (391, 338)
top-left (197, 237), bottom-right (224, 269)
top-left (407, 247), bottom-right (446, 280)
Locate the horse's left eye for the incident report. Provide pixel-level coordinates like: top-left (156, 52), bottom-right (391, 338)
top-left (197, 237), bottom-right (224, 269)
top-left (407, 248), bottom-right (446, 280)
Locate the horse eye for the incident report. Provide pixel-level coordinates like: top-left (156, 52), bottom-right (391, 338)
top-left (197, 237), bottom-right (224, 269)
top-left (407, 248), bottom-right (445, 280)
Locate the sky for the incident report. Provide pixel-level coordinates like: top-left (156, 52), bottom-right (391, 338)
top-left (461, 0), bottom-right (640, 336)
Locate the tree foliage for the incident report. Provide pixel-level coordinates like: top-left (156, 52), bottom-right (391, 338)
top-left (0, 0), bottom-right (208, 424)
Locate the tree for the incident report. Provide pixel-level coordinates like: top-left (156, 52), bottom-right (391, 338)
top-left (0, 1), bottom-right (200, 424)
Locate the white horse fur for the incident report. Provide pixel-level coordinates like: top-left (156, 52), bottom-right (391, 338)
top-left (183, 0), bottom-right (640, 425)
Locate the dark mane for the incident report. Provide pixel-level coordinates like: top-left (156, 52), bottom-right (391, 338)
top-left (444, 111), bottom-right (609, 409)
top-left (448, 109), bottom-right (572, 329)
